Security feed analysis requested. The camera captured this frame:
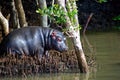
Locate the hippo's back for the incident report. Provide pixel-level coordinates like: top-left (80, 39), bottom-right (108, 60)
top-left (0, 26), bottom-right (51, 56)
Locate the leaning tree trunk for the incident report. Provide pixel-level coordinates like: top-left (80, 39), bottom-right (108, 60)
top-left (56, 0), bottom-right (89, 73)
top-left (14, 0), bottom-right (28, 27)
top-left (36, 0), bottom-right (48, 27)
top-left (0, 11), bottom-right (9, 37)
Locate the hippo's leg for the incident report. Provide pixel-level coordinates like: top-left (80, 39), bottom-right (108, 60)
top-left (9, 48), bottom-right (23, 59)
top-left (34, 47), bottom-right (44, 61)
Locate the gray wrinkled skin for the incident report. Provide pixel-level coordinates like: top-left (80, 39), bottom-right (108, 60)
top-left (0, 26), bottom-right (68, 57)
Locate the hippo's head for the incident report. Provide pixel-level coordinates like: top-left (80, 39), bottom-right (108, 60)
top-left (50, 30), bottom-right (68, 52)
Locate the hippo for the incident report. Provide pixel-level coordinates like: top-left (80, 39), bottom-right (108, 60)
top-left (0, 26), bottom-right (68, 58)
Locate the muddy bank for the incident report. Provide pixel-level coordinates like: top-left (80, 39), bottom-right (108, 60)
top-left (0, 50), bottom-right (95, 77)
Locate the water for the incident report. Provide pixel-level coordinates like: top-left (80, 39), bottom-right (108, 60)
top-left (88, 32), bottom-right (120, 80)
top-left (0, 32), bottom-right (120, 80)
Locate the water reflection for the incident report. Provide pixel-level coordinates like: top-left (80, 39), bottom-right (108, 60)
top-left (0, 72), bottom-right (91, 80)
top-left (32, 73), bottom-right (91, 80)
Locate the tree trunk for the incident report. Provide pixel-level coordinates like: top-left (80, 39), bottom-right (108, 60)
top-left (14, 0), bottom-right (28, 27)
top-left (0, 11), bottom-right (9, 37)
top-left (11, 0), bottom-right (20, 29)
top-left (37, 0), bottom-right (48, 27)
top-left (56, 0), bottom-right (89, 73)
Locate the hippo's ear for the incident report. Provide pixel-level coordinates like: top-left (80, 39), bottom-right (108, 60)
top-left (51, 31), bottom-right (56, 39)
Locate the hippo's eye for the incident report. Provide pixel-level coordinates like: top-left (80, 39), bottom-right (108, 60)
top-left (57, 37), bottom-right (62, 42)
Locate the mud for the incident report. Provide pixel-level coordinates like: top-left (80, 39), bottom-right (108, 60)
top-left (0, 50), bottom-right (96, 77)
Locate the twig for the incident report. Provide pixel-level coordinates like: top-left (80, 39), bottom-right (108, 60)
top-left (82, 13), bottom-right (94, 53)
top-left (83, 13), bottom-right (94, 35)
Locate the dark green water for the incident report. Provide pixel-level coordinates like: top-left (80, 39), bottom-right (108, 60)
top-left (88, 32), bottom-right (120, 80)
top-left (0, 32), bottom-right (120, 80)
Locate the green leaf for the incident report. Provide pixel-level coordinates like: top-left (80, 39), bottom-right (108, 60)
top-left (97, 0), bottom-right (107, 3)
top-left (36, 4), bottom-right (81, 32)
top-left (113, 15), bottom-right (120, 20)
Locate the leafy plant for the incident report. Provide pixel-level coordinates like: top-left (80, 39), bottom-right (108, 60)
top-left (36, 4), bottom-right (67, 24)
top-left (36, 4), bottom-right (80, 32)
top-left (113, 15), bottom-right (120, 30)
top-left (96, 0), bottom-right (108, 3)
top-left (113, 15), bottom-right (120, 21)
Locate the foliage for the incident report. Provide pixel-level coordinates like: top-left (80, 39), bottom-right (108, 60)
top-left (96, 0), bottom-right (108, 3)
top-left (113, 26), bottom-right (120, 30)
top-left (113, 15), bottom-right (120, 21)
top-left (36, 4), bottom-right (81, 32)
top-left (95, 0), bottom-right (120, 31)
top-left (36, 4), bottom-right (66, 25)
top-left (113, 15), bottom-right (120, 30)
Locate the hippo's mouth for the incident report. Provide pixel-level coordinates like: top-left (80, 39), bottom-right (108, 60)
top-left (58, 46), bottom-right (68, 52)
